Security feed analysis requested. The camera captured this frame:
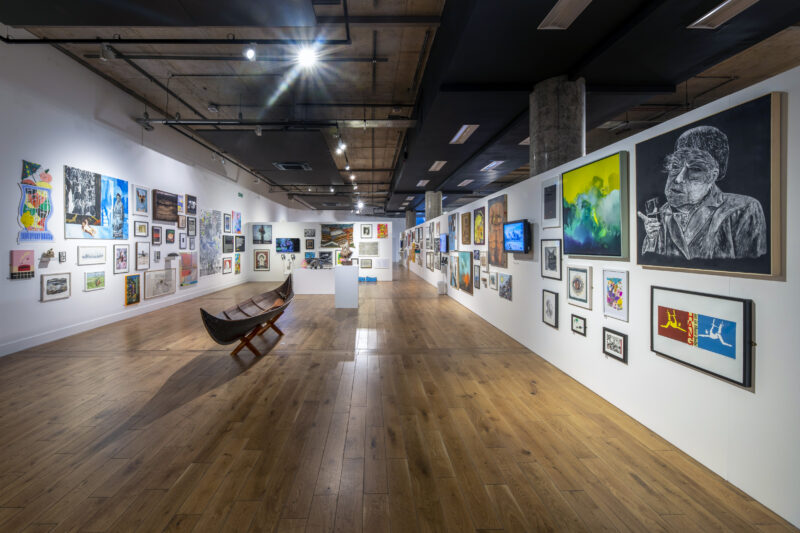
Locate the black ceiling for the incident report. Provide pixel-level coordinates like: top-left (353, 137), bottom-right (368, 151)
top-left (388, 0), bottom-right (800, 213)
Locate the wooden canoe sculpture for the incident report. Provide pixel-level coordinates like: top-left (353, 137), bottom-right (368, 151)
top-left (200, 275), bottom-right (294, 357)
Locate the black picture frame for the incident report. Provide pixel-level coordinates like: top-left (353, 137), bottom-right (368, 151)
top-left (235, 235), bottom-right (245, 252)
top-left (603, 327), bottom-right (628, 364)
top-left (542, 290), bottom-right (558, 329)
top-left (540, 238), bottom-right (562, 280)
top-left (305, 239), bottom-right (314, 250)
top-left (571, 314), bottom-right (586, 336)
top-left (223, 235), bottom-right (234, 253)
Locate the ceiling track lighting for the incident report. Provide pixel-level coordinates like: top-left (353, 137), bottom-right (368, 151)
top-left (350, 174), bottom-right (355, 181)
top-left (98, 43), bottom-right (115, 62)
top-left (207, 102), bottom-right (219, 113)
top-left (243, 44), bottom-right (256, 61)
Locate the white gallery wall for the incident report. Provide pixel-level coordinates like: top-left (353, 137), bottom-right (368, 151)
top-left (407, 66), bottom-right (800, 526)
top-left (0, 39), bottom-right (402, 356)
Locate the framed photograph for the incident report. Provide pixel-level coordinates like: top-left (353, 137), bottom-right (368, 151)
top-left (222, 235), bottom-right (234, 254)
top-left (304, 228), bottom-right (316, 238)
top-left (113, 244), bottom-right (129, 274)
top-left (41, 272), bottom-right (71, 302)
top-left (319, 251), bottom-right (333, 267)
top-left (360, 258), bottom-right (373, 269)
top-left (179, 233), bottom-right (187, 250)
top-left (542, 290), bottom-right (559, 329)
top-left (135, 241), bottom-right (150, 270)
top-left (144, 269), bottom-right (175, 299)
top-left (361, 224), bottom-right (373, 238)
top-left (567, 265), bottom-right (592, 309)
top-left (152, 226), bottom-right (162, 245)
top-left (473, 265), bottom-right (480, 290)
top-left (235, 235), bottom-right (245, 252)
top-left (134, 221), bottom-right (149, 238)
top-left (305, 239), bottom-right (315, 250)
top-left (187, 217), bottom-right (197, 237)
top-left (178, 215), bottom-right (186, 229)
top-left (84, 271), bottom-right (105, 292)
top-left (166, 229), bottom-right (175, 244)
top-left (651, 286), bottom-right (752, 387)
top-left (152, 189), bottom-right (178, 222)
top-left (189, 237), bottom-right (196, 250)
top-left (541, 175), bottom-right (561, 228)
top-left (489, 272), bottom-right (498, 290)
top-left (77, 245), bottom-right (106, 266)
top-left (498, 273), bottom-right (512, 301)
top-left (253, 224), bottom-right (272, 244)
top-left (254, 249), bottom-right (270, 271)
top-left (562, 151), bottom-right (628, 257)
top-left (603, 328), bottom-right (628, 364)
top-left (185, 194), bottom-right (197, 215)
top-left (571, 314), bottom-right (586, 336)
top-left (125, 274), bottom-right (140, 305)
top-left (223, 213), bottom-right (232, 233)
top-left (540, 239), bottom-right (562, 280)
top-left (603, 269), bottom-right (629, 322)
top-left (132, 184), bottom-right (150, 216)
top-left (636, 94), bottom-right (782, 278)
top-left (222, 257), bottom-right (232, 274)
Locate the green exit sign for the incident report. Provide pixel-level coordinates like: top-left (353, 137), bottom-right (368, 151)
top-left (237, 192), bottom-right (243, 198)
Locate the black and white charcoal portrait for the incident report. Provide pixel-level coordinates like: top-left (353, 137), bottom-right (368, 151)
top-left (635, 94), bottom-right (777, 275)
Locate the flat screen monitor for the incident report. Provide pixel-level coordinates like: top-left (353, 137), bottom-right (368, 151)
top-left (503, 220), bottom-right (531, 253)
top-left (439, 234), bottom-right (448, 253)
top-left (276, 238), bottom-right (301, 253)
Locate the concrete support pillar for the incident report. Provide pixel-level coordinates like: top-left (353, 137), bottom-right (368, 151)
top-left (529, 75), bottom-right (586, 175)
top-left (424, 190), bottom-right (442, 220)
top-left (405, 209), bottom-right (416, 229)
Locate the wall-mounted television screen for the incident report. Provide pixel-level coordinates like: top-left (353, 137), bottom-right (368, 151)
top-left (276, 238), bottom-right (301, 253)
top-left (439, 234), bottom-right (448, 253)
top-left (503, 220), bottom-right (531, 253)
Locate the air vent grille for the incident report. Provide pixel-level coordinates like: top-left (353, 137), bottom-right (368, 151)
top-left (273, 162), bottom-right (312, 171)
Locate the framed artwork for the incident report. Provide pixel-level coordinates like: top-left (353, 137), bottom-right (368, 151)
top-left (223, 235), bottom-right (234, 254)
top-left (253, 224), bottom-right (272, 244)
top-left (489, 272), bottom-right (498, 290)
top-left (235, 235), bottom-right (245, 252)
top-left (360, 258), bottom-right (373, 269)
top-left (305, 239), bottom-right (314, 250)
top-left (134, 220), bottom-right (148, 237)
top-left (144, 268), bottom-right (175, 299)
top-left (18, 160), bottom-right (54, 243)
top-left (180, 252), bottom-right (198, 286)
top-left (461, 212), bottom-right (471, 245)
top-left (187, 217), bottom-right (197, 237)
top-left (651, 286), bottom-right (752, 387)
top-left (223, 213), bottom-right (232, 233)
top-left (567, 265), bottom-right (592, 309)
top-left (10, 250), bottom-right (35, 279)
top-left (254, 250), bottom-right (270, 271)
top-left (474, 206), bottom-right (485, 245)
top-left (77, 245), bottom-right (106, 266)
top-left (178, 215), bottom-right (186, 229)
top-left (41, 273), bottom-right (71, 302)
top-left (473, 265), bottom-right (480, 290)
top-left (435, 251), bottom-right (441, 271)
top-left (166, 229), bottom-right (175, 244)
top-left (154, 250), bottom-right (161, 263)
top-left (321, 224), bottom-right (354, 248)
top-left (571, 314), bottom-right (586, 336)
top-left (64, 165), bottom-right (128, 239)
top-left (542, 290), bottom-right (559, 329)
top-left (480, 254), bottom-right (488, 273)
top-left (361, 224), bottom-right (373, 238)
top-left (541, 175), bottom-right (561, 228)
top-left (603, 269), bottom-right (629, 322)
top-left (125, 274), bottom-right (140, 305)
top-left (189, 237), bottom-right (196, 250)
top-left (113, 244), bottom-right (129, 274)
top-left (562, 151), bottom-right (628, 257)
top-left (318, 251), bottom-right (333, 267)
top-left (334, 249), bottom-right (342, 265)
top-left (133, 184), bottom-right (150, 216)
top-left (498, 273), bottom-right (512, 301)
top-left (473, 249), bottom-right (480, 261)
top-left (152, 189), bottom-right (178, 223)
top-left (152, 226), bottom-right (162, 245)
top-left (185, 194), bottom-right (197, 215)
top-left (135, 241), bottom-right (150, 270)
top-left (84, 271), bottom-right (105, 292)
top-left (488, 195), bottom-right (507, 267)
top-left (635, 93), bottom-right (782, 278)
top-left (427, 252), bottom-right (434, 271)
top-left (304, 228), bottom-right (316, 238)
top-left (232, 211), bottom-right (242, 234)
top-left (58, 251), bottom-right (66, 263)
top-left (448, 214), bottom-right (458, 251)
top-left (359, 241), bottom-right (379, 256)
top-left (540, 239), bottom-right (562, 280)
top-left (222, 257), bottom-right (232, 274)
top-left (179, 233), bottom-right (187, 250)
top-left (199, 209), bottom-right (222, 276)
top-left (177, 194), bottom-right (185, 215)
top-left (449, 254), bottom-right (458, 289)
top-left (603, 328), bottom-right (628, 364)
top-left (458, 251), bottom-right (473, 295)
top-left (235, 253), bottom-right (241, 274)
top-left (377, 223), bottom-right (388, 238)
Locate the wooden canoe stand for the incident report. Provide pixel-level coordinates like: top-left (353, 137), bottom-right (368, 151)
top-left (230, 310), bottom-right (285, 357)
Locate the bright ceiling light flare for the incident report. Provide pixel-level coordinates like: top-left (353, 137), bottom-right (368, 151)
top-left (350, 174), bottom-right (355, 181)
top-left (357, 200), bottom-right (364, 209)
top-left (297, 46), bottom-right (319, 69)
top-left (243, 45), bottom-right (256, 61)
top-left (688, 0), bottom-right (760, 30)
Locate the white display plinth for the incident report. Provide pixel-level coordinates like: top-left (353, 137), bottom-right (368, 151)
top-left (334, 265), bottom-right (359, 308)
top-left (292, 268), bottom-right (335, 294)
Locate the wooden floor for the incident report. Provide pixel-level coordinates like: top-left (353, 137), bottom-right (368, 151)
top-left (0, 267), bottom-right (793, 533)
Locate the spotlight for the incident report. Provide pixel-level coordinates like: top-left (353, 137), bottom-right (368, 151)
top-left (308, 187), bottom-right (312, 192)
top-left (243, 45), bottom-right (256, 61)
top-left (330, 186), bottom-right (335, 193)
top-left (99, 44), bottom-right (115, 62)
top-left (207, 103), bottom-right (219, 113)
top-left (254, 126), bottom-right (262, 137)
top-left (353, 184), bottom-right (358, 190)
top-left (350, 174), bottom-right (355, 181)
top-left (345, 164), bottom-right (350, 171)
top-left (338, 141), bottom-right (346, 151)
top-left (335, 147), bottom-right (343, 155)
top-left (297, 46), bottom-right (318, 69)
top-left (357, 200), bottom-right (364, 209)
top-left (221, 158), bottom-right (226, 165)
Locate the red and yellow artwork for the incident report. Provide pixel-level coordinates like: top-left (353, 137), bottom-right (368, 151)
top-left (377, 223), bottom-right (388, 239)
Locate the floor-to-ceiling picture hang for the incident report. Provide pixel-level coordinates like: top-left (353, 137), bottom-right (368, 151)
top-left (562, 152), bottom-right (628, 257)
top-left (321, 223), bottom-right (354, 248)
top-left (18, 160), bottom-right (54, 243)
top-left (635, 93), bottom-right (782, 277)
top-left (64, 165), bottom-right (128, 239)
top-left (473, 206), bottom-right (485, 245)
top-left (488, 194), bottom-right (508, 267)
top-left (199, 209), bottom-right (222, 276)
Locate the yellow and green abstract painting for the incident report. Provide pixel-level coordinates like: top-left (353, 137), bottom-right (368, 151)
top-left (562, 152), bottom-right (624, 256)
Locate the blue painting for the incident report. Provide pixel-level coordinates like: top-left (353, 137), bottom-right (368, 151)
top-left (64, 166), bottom-right (128, 239)
top-left (253, 224), bottom-right (272, 244)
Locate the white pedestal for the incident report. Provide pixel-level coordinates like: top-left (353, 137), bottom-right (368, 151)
top-left (293, 268), bottom-right (335, 294)
top-left (334, 265), bottom-right (359, 308)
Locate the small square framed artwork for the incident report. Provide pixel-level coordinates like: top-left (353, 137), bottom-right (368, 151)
top-left (542, 290), bottom-right (558, 329)
top-left (135, 241), bottom-right (150, 270)
top-left (113, 244), bottom-right (129, 274)
top-left (306, 239), bottom-right (314, 250)
top-left (567, 265), bottom-right (592, 309)
top-left (134, 221), bottom-right (149, 238)
top-left (603, 327), bottom-right (628, 364)
top-left (84, 271), bottom-right (105, 292)
top-left (41, 272), bottom-right (71, 302)
top-left (571, 314), bottom-right (586, 336)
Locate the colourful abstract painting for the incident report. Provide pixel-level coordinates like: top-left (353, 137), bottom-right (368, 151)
top-left (488, 195), bottom-right (507, 267)
top-left (18, 160), bottom-right (54, 243)
top-left (199, 209), bottom-right (222, 276)
top-left (377, 223), bottom-right (388, 239)
top-left (562, 152), bottom-right (625, 256)
top-left (65, 165), bottom-right (128, 239)
top-left (458, 251), bottom-right (473, 295)
top-left (321, 224), bottom-right (354, 248)
top-left (473, 206), bottom-right (485, 245)
top-left (232, 211), bottom-right (242, 234)
top-left (180, 252), bottom-right (198, 286)
top-left (125, 274), bottom-right (140, 305)
top-left (235, 253), bottom-right (241, 274)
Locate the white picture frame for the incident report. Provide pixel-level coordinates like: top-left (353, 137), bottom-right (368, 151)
top-left (41, 273), bottom-right (71, 302)
top-left (77, 245), bottom-right (106, 266)
top-left (113, 244), bottom-right (129, 274)
top-left (567, 264), bottom-right (592, 309)
top-left (135, 241), bottom-right (150, 271)
top-left (602, 269), bottom-right (629, 322)
top-left (84, 271), bottom-right (105, 292)
top-left (132, 184), bottom-right (150, 216)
